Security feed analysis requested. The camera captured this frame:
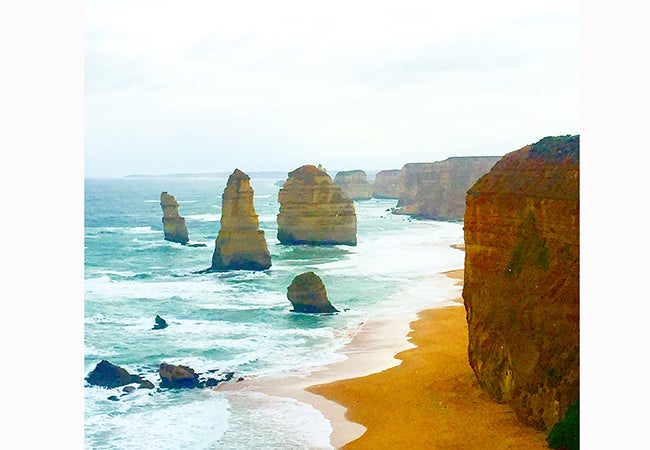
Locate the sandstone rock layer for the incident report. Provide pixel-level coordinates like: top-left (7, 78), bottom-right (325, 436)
top-left (287, 272), bottom-right (339, 313)
top-left (371, 169), bottom-right (401, 199)
top-left (211, 169), bottom-right (272, 271)
top-left (160, 192), bottom-right (189, 244)
top-left (462, 135), bottom-right (579, 431)
top-left (277, 165), bottom-right (357, 246)
top-left (333, 170), bottom-right (372, 200)
top-left (395, 157), bottom-right (501, 221)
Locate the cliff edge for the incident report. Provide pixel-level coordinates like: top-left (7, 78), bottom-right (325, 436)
top-left (462, 135), bottom-right (579, 431)
top-left (395, 156), bottom-right (501, 221)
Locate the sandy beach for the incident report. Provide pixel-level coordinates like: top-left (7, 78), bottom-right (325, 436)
top-left (218, 269), bottom-right (549, 449)
top-left (309, 269), bottom-right (549, 449)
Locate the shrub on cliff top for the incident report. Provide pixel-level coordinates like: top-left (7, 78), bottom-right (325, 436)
top-left (547, 398), bottom-right (579, 450)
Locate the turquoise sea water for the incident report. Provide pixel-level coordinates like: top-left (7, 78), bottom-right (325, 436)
top-left (84, 175), bottom-right (464, 449)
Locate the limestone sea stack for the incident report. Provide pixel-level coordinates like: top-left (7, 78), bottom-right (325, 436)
top-left (277, 165), bottom-right (357, 245)
top-left (395, 156), bottom-right (501, 221)
top-left (371, 169), bottom-right (401, 199)
top-left (160, 192), bottom-right (189, 244)
top-left (462, 135), bottom-right (579, 432)
top-left (211, 169), bottom-right (272, 271)
top-left (287, 272), bottom-right (339, 313)
top-left (333, 170), bottom-right (372, 200)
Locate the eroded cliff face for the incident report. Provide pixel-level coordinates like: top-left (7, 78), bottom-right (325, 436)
top-left (211, 169), bottom-right (272, 271)
top-left (277, 165), bottom-right (357, 245)
top-left (371, 169), bottom-right (401, 199)
top-left (395, 157), bottom-right (501, 221)
top-left (160, 192), bottom-right (189, 244)
top-left (333, 170), bottom-right (372, 200)
top-left (462, 135), bottom-right (579, 431)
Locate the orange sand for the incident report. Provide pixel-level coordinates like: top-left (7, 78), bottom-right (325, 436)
top-left (308, 293), bottom-right (549, 448)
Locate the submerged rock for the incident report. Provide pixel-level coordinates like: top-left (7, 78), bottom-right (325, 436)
top-left (372, 169), bottom-right (401, 199)
top-left (160, 192), bottom-right (189, 245)
top-left (333, 170), bottom-right (372, 200)
top-left (85, 360), bottom-right (147, 388)
top-left (463, 135), bottom-right (579, 431)
top-left (159, 363), bottom-right (200, 389)
top-left (277, 165), bottom-right (357, 245)
top-left (287, 272), bottom-right (339, 313)
top-left (211, 169), bottom-right (272, 271)
top-left (152, 315), bottom-right (168, 330)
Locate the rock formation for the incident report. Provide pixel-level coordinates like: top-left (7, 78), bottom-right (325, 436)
top-left (333, 170), bottom-right (372, 200)
top-left (287, 272), bottom-right (339, 313)
top-left (462, 135), bottom-right (579, 432)
top-left (152, 315), bottom-right (168, 330)
top-left (371, 169), bottom-right (401, 199)
top-left (394, 157), bottom-right (501, 221)
top-left (277, 165), bottom-right (357, 245)
top-left (211, 169), bottom-right (272, 271)
top-left (159, 363), bottom-right (200, 389)
top-left (160, 192), bottom-right (189, 245)
top-left (85, 360), bottom-right (152, 389)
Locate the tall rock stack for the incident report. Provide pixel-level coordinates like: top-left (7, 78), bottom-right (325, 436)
top-left (371, 169), bottom-right (401, 199)
top-left (333, 170), bottom-right (372, 200)
top-left (277, 165), bottom-right (357, 246)
top-left (160, 192), bottom-right (189, 245)
top-left (462, 135), bottom-right (579, 431)
top-left (211, 169), bottom-right (272, 271)
top-left (395, 156), bottom-right (501, 221)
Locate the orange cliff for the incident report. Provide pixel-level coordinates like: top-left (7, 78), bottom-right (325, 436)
top-left (463, 135), bottom-right (579, 431)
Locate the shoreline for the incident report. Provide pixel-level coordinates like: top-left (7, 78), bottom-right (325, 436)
top-left (216, 269), bottom-right (467, 448)
top-left (308, 269), bottom-right (549, 449)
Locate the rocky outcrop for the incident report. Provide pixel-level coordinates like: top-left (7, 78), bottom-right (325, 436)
top-left (85, 360), bottom-right (151, 389)
top-left (152, 315), bottom-right (168, 330)
top-left (333, 170), bottom-right (372, 200)
top-left (160, 192), bottom-right (189, 244)
top-left (394, 157), bottom-right (501, 221)
top-left (159, 363), bottom-right (200, 389)
top-left (211, 169), bottom-right (272, 271)
top-left (462, 135), bottom-right (579, 431)
top-left (287, 272), bottom-right (339, 313)
top-left (371, 169), bottom-right (401, 199)
top-left (277, 165), bottom-right (357, 245)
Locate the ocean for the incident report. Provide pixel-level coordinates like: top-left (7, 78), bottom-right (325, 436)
top-left (84, 174), bottom-right (465, 449)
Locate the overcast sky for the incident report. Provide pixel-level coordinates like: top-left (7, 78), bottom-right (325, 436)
top-left (84, 0), bottom-right (579, 178)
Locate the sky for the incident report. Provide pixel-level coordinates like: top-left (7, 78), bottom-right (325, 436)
top-left (84, 0), bottom-right (580, 177)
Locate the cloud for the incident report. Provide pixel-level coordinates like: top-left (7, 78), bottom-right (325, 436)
top-left (84, 0), bottom-right (580, 177)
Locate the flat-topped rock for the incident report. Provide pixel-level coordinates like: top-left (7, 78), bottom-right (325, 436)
top-left (211, 169), bottom-right (272, 271)
top-left (277, 165), bottom-right (357, 246)
top-left (333, 170), bottom-right (372, 200)
top-left (160, 192), bottom-right (189, 244)
top-left (372, 169), bottom-right (401, 199)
